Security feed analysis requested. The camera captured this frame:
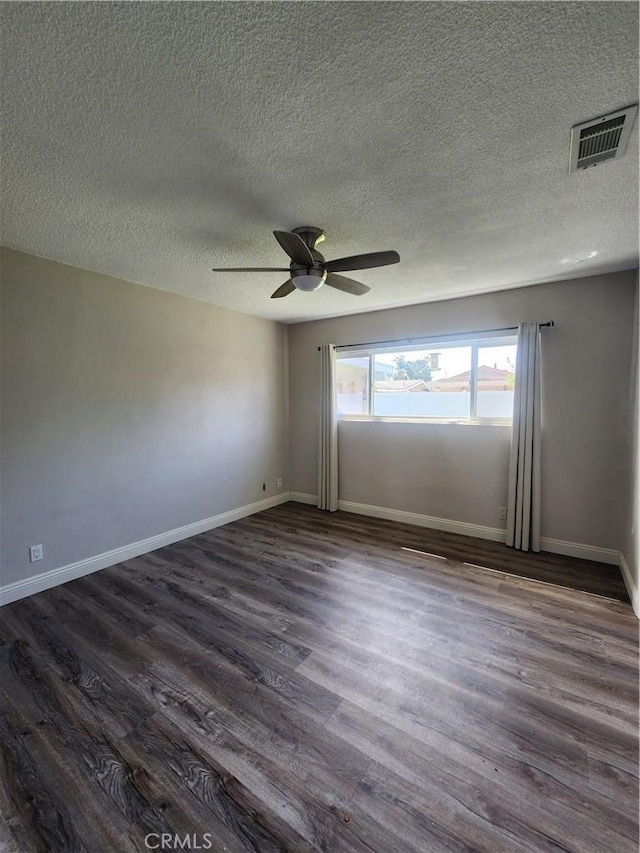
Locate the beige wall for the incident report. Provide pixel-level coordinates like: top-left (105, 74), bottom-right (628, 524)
top-left (0, 248), bottom-right (289, 586)
top-left (289, 270), bottom-right (637, 551)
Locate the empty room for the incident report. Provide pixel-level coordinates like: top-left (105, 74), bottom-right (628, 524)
top-left (1, 2), bottom-right (638, 852)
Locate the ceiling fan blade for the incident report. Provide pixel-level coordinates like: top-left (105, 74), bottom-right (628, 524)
top-left (212, 267), bottom-right (290, 272)
top-left (325, 250), bottom-right (400, 273)
top-left (271, 280), bottom-right (297, 299)
top-left (325, 273), bottom-right (371, 296)
top-left (273, 230), bottom-right (315, 265)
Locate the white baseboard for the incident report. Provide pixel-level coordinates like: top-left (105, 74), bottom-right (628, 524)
top-left (290, 494), bottom-right (505, 541)
top-left (0, 493), bottom-right (290, 607)
top-left (5, 491), bottom-right (634, 616)
top-left (289, 491), bottom-right (317, 505)
top-left (619, 552), bottom-right (639, 617)
top-left (288, 494), bottom-right (626, 568)
top-left (539, 537), bottom-right (620, 565)
top-left (337, 499), bottom-right (506, 542)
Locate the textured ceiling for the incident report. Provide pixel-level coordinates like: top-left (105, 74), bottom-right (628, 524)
top-left (1, 2), bottom-right (638, 323)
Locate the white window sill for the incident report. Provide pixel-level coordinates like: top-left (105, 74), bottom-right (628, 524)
top-left (338, 415), bottom-right (512, 426)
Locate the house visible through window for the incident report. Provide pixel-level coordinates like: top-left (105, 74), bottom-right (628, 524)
top-left (336, 335), bottom-right (518, 422)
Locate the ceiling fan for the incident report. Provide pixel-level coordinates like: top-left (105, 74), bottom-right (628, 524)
top-left (212, 226), bottom-right (400, 298)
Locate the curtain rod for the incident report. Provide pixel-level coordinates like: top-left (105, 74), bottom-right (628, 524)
top-left (318, 322), bottom-right (554, 351)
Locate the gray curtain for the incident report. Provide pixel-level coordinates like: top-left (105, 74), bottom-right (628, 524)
top-left (506, 322), bottom-right (542, 551)
top-left (318, 343), bottom-right (338, 511)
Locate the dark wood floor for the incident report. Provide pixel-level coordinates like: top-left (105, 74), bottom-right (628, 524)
top-left (1, 501), bottom-right (637, 853)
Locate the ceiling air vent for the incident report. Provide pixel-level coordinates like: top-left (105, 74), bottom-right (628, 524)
top-left (569, 104), bottom-right (638, 173)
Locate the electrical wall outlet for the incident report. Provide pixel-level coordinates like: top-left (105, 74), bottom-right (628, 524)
top-left (498, 507), bottom-right (507, 521)
top-left (29, 544), bottom-right (44, 562)
top-left (276, 478), bottom-right (283, 488)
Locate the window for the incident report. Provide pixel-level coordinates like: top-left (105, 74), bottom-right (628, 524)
top-left (336, 335), bottom-right (517, 422)
top-left (334, 356), bottom-right (369, 415)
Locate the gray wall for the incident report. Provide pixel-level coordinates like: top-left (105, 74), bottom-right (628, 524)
top-left (1, 248), bottom-right (289, 586)
top-left (623, 271), bottom-right (639, 600)
top-left (289, 270), bottom-right (637, 551)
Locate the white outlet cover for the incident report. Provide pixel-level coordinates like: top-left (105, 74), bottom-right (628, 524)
top-left (29, 544), bottom-right (43, 562)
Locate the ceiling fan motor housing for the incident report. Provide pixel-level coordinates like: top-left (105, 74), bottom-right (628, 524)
top-left (289, 228), bottom-right (328, 290)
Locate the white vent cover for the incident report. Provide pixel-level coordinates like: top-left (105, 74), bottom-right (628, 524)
top-left (569, 104), bottom-right (638, 173)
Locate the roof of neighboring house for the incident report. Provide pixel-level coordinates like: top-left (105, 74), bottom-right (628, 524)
top-left (375, 379), bottom-right (432, 393)
top-left (433, 365), bottom-right (514, 384)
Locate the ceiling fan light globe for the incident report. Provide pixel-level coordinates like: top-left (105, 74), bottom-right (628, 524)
top-left (293, 269), bottom-right (327, 292)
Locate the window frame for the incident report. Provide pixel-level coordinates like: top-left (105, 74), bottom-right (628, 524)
top-left (336, 333), bottom-right (517, 426)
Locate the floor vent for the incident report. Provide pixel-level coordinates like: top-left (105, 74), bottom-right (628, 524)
top-left (569, 104), bottom-right (637, 172)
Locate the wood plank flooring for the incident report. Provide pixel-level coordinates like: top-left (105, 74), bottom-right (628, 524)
top-left (0, 501), bottom-right (637, 852)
